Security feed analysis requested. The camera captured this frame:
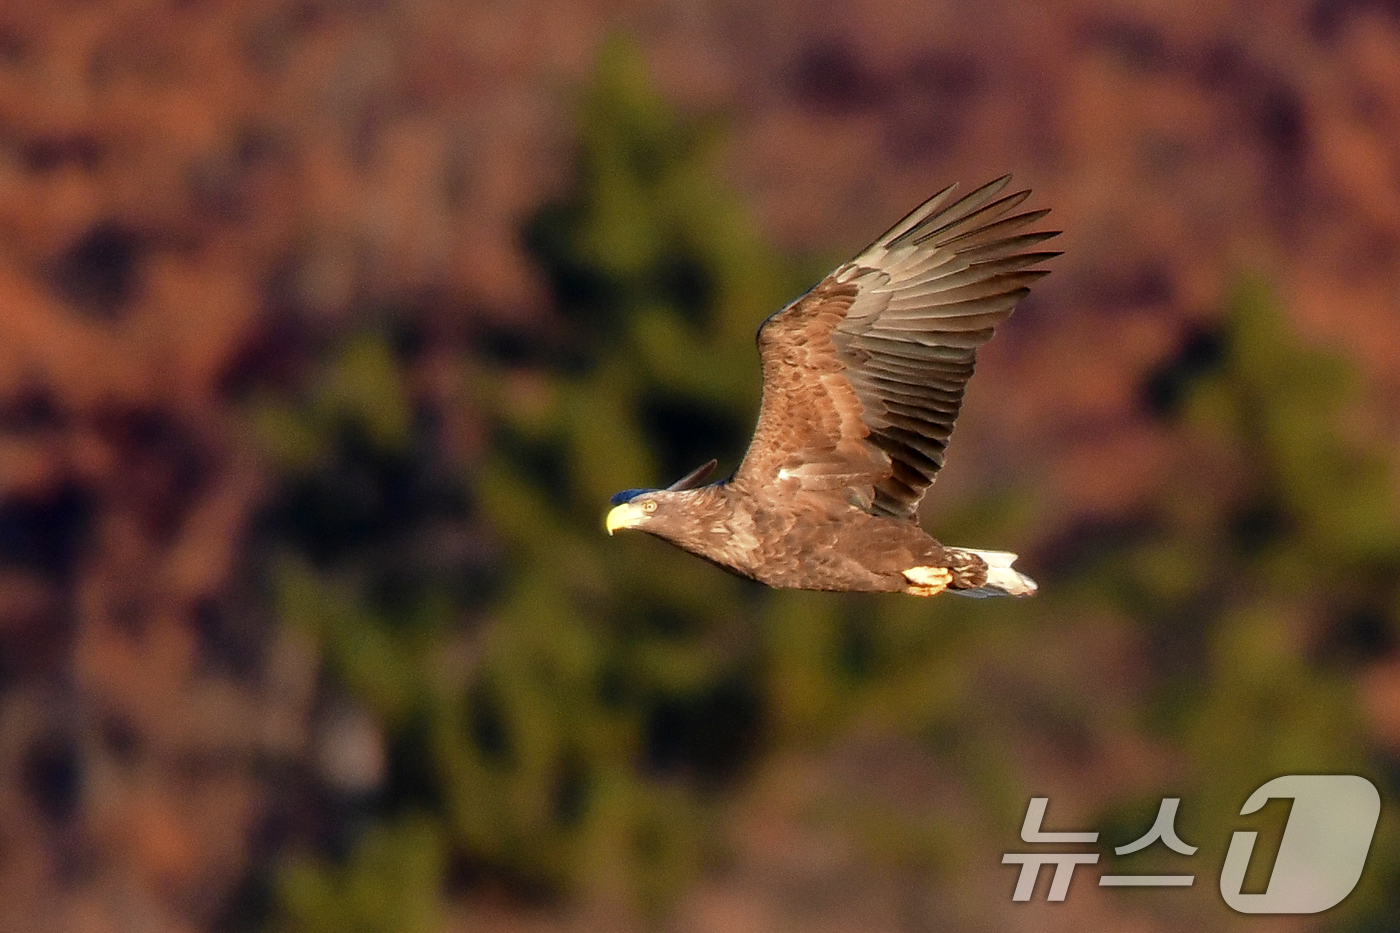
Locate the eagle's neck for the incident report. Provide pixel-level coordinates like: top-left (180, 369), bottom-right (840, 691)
top-left (655, 485), bottom-right (759, 573)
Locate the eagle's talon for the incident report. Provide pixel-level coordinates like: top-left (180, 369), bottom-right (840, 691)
top-left (902, 565), bottom-right (952, 596)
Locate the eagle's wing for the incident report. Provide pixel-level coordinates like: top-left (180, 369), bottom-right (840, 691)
top-left (731, 177), bottom-right (1058, 519)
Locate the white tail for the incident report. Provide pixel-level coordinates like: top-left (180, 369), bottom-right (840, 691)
top-left (950, 548), bottom-right (1038, 598)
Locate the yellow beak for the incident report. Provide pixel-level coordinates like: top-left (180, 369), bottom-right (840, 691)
top-left (606, 502), bottom-right (646, 535)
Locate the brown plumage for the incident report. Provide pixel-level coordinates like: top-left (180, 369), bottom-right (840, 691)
top-left (606, 177), bottom-right (1058, 597)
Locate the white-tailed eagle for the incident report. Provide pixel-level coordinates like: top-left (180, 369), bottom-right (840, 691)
top-left (606, 177), bottom-right (1056, 597)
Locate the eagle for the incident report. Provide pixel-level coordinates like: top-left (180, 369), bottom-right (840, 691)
top-left (606, 177), bottom-right (1057, 597)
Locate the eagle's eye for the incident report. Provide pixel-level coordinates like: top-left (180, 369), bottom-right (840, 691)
top-left (642, 500), bottom-right (658, 513)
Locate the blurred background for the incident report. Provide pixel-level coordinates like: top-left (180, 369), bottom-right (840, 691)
top-left (3, 1), bottom-right (1400, 931)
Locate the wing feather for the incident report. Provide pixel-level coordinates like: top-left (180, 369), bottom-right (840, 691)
top-left (731, 178), bottom-right (1058, 519)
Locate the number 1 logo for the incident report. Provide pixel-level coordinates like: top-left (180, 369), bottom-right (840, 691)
top-left (1220, 775), bottom-right (1381, 914)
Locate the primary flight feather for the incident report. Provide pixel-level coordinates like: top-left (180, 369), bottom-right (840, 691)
top-left (606, 177), bottom-right (1058, 597)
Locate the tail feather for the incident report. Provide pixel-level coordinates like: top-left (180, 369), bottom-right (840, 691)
top-left (949, 548), bottom-right (1037, 598)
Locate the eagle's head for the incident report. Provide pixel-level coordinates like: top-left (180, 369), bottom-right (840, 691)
top-left (605, 478), bottom-right (740, 566)
top-left (605, 460), bottom-right (721, 538)
top-left (605, 487), bottom-right (666, 535)
top-left (605, 487), bottom-right (725, 546)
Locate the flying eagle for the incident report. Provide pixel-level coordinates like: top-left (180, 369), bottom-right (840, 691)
top-left (606, 177), bottom-right (1057, 597)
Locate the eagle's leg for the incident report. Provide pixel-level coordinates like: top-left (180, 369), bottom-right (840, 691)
top-left (901, 565), bottom-right (953, 597)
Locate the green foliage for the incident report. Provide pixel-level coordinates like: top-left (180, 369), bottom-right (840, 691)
top-left (459, 34), bottom-right (800, 910)
top-left (278, 819), bottom-right (445, 933)
top-left (1083, 277), bottom-right (1400, 926)
top-left (259, 33), bottom-right (808, 924)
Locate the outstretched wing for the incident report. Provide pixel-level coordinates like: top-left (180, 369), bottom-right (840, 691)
top-left (731, 177), bottom-right (1058, 519)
